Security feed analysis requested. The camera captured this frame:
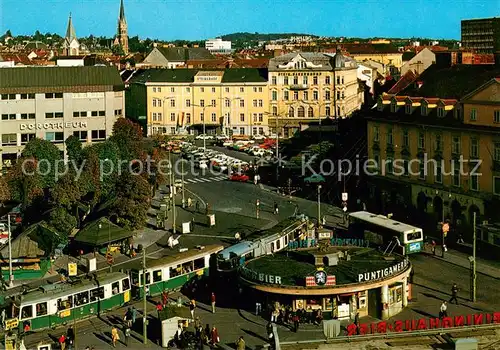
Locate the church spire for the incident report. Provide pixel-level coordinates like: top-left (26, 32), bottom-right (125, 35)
top-left (119, 0), bottom-right (126, 23)
top-left (65, 12), bottom-right (76, 41)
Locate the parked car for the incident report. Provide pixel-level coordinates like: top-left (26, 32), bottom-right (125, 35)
top-left (304, 174), bottom-right (325, 184)
top-left (253, 134), bottom-right (266, 140)
top-left (195, 134), bottom-right (214, 140)
top-left (230, 174), bottom-right (250, 182)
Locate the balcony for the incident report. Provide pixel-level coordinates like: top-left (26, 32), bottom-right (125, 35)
top-left (289, 84), bottom-right (308, 91)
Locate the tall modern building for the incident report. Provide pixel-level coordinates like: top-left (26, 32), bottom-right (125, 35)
top-left (461, 17), bottom-right (500, 54)
top-left (116, 0), bottom-right (129, 54)
top-left (62, 13), bottom-right (80, 56)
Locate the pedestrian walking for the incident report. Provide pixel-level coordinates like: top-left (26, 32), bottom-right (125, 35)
top-left (273, 202), bottom-right (279, 215)
top-left (211, 292), bottom-right (216, 313)
top-left (131, 306), bottom-right (137, 325)
top-left (111, 326), bottom-right (120, 348)
top-left (124, 307), bottom-right (133, 328)
top-left (211, 326), bottom-right (220, 346)
top-left (439, 301), bottom-right (448, 318)
top-left (354, 312), bottom-right (360, 335)
top-left (162, 289), bottom-right (169, 308)
top-left (156, 302), bottom-right (163, 319)
top-left (187, 197), bottom-right (192, 208)
top-left (292, 313), bottom-right (299, 333)
top-left (293, 204), bottom-right (299, 216)
top-left (206, 203), bottom-right (210, 215)
top-left (58, 334), bottom-right (66, 350)
top-left (66, 326), bottom-right (74, 350)
top-left (124, 326), bottom-right (131, 347)
top-left (195, 200), bottom-right (200, 212)
top-left (322, 216), bottom-right (326, 226)
top-left (450, 283), bottom-right (459, 304)
top-left (236, 336), bottom-right (245, 350)
top-left (431, 240), bottom-right (436, 255)
top-left (457, 234), bottom-right (465, 244)
top-left (1, 308), bottom-right (5, 329)
top-left (255, 302), bottom-right (262, 316)
top-left (190, 299), bottom-right (196, 319)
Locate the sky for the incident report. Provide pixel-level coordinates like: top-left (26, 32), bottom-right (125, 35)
top-left (0, 0), bottom-right (498, 41)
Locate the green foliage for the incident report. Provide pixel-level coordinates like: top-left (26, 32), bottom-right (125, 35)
top-left (6, 156), bottom-right (44, 208)
top-left (109, 118), bottom-right (144, 161)
top-left (48, 207), bottom-right (77, 236)
top-left (22, 138), bottom-right (62, 188)
top-left (50, 171), bottom-right (82, 209)
top-left (0, 176), bottom-right (10, 203)
top-left (112, 173), bottom-right (151, 229)
top-left (111, 44), bottom-right (125, 56)
top-left (65, 135), bottom-right (83, 165)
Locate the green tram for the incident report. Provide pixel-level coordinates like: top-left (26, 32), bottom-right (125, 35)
top-left (131, 245), bottom-right (223, 297)
top-left (9, 272), bottom-right (131, 332)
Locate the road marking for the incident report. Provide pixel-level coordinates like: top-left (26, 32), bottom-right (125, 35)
top-left (199, 178), bottom-right (212, 182)
top-left (186, 178), bottom-right (199, 183)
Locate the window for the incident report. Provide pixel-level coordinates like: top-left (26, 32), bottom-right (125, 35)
top-left (325, 76), bottom-right (331, 85)
top-left (211, 99), bottom-right (216, 107)
top-left (212, 113), bottom-right (217, 122)
top-left (90, 287), bottom-right (104, 301)
top-left (170, 87), bottom-right (175, 93)
top-left (470, 173), bottom-right (479, 191)
top-left (21, 305), bottom-right (33, 320)
top-left (170, 99), bottom-right (175, 108)
top-left (418, 158), bottom-right (425, 180)
top-left (313, 76), bottom-right (318, 85)
top-left (387, 129), bottom-right (393, 145)
top-left (253, 113), bottom-right (257, 122)
top-left (341, 77), bottom-right (344, 84)
top-left (259, 127), bottom-right (264, 135)
top-left (284, 90), bottom-right (289, 100)
top-left (200, 113), bottom-right (204, 122)
top-left (293, 91), bottom-right (298, 100)
top-left (325, 106), bottom-right (331, 116)
top-left (336, 76), bottom-right (340, 84)
top-left (495, 110), bottom-right (500, 123)
top-left (253, 99), bottom-right (257, 107)
top-left (91, 111), bottom-right (98, 117)
top-left (390, 102), bottom-right (397, 113)
top-left (157, 112), bottom-right (162, 121)
top-left (240, 113), bottom-right (245, 122)
top-left (112, 281), bottom-right (120, 295)
top-left (452, 161), bottom-right (460, 187)
top-left (186, 87), bottom-right (191, 92)
top-left (122, 278), bottom-right (130, 291)
top-left (225, 99), bottom-right (230, 107)
top-left (325, 90), bottom-right (331, 100)
top-left (373, 126), bottom-right (379, 142)
top-left (308, 107), bottom-right (313, 118)
top-left (200, 99), bottom-right (205, 107)
top-left (253, 127), bottom-right (257, 135)
top-left (253, 87), bottom-right (257, 93)
top-left (435, 163), bottom-right (442, 183)
top-left (292, 76), bottom-right (297, 85)
top-left (36, 302), bottom-right (47, 317)
top-left (152, 99), bottom-right (157, 107)
top-left (153, 87), bottom-right (156, 93)
top-left (152, 270), bottom-right (162, 282)
top-left (57, 296), bottom-right (73, 311)
top-left (186, 113), bottom-right (191, 124)
top-left (402, 130), bottom-right (409, 147)
top-left (288, 107), bottom-right (294, 118)
top-left (470, 109), bottom-right (477, 121)
top-left (73, 131), bottom-right (87, 141)
top-left (495, 142), bottom-right (500, 161)
top-left (55, 112), bottom-right (64, 118)
top-left (74, 291), bottom-right (89, 306)
top-left (2, 114), bottom-right (16, 120)
top-left (240, 127), bottom-right (245, 135)
top-left (185, 99), bottom-right (191, 107)
top-left (437, 107), bottom-right (444, 117)
top-left (452, 136), bottom-right (461, 154)
top-left (470, 137), bottom-right (479, 158)
top-left (45, 112), bottom-right (54, 119)
top-left (313, 90), bottom-right (318, 100)
top-left (45, 132), bottom-right (64, 143)
top-left (271, 77), bottom-right (276, 85)
top-left (494, 177), bottom-right (500, 195)
top-left (200, 87), bottom-right (204, 92)
top-left (386, 157), bottom-right (394, 175)
top-left (258, 113), bottom-right (263, 122)
top-left (418, 132), bottom-right (425, 149)
top-left (373, 155), bottom-right (380, 170)
top-left (212, 87), bottom-right (216, 93)
top-left (258, 99), bottom-right (263, 107)
top-left (21, 113), bottom-right (35, 120)
top-left (421, 105), bottom-right (428, 116)
top-left (20, 93), bottom-right (35, 99)
top-left (225, 87), bottom-right (230, 93)
top-left (2, 134), bottom-right (16, 146)
top-left (21, 133), bottom-right (35, 144)
top-left (403, 160), bottom-right (410, 176)
top-left (406, 104), bottom-right (411, 114)
top-left (272, 106), bottom-right (278, 116)
top-left (435, 134), bottom-right (442, 151)
top-left (298, 106), bottom-right (305, 118)
top-left (114, 109), bottom-right (122, 116)
top-left (239, 99), bottom-right (245, 107)
top-left (284, 76), bottom-right (288, 85)
top-left (91, 130), bottom-right (106, 140)
top-left (303, 91), bottom-right (308, 100)
top-left (336, 91), bottom-right (340, 100)
top-left (303, 76), bottom-right (308, 85)
top-left (152, 112), bottom-right (157, 121)
top-left (341, 91), bottom-right (345, 99)
top-left (170, 113), bottom-right (176, 122)
top-left (272, 91), bottom-right (277, 100)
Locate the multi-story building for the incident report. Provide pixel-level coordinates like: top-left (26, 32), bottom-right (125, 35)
top-left (205, 38), bottom-right (232, 54)
top-left (461, 17), bottom-right (500, 54)
top-left (366, 78), bottom-right (500, 233)
top-left (126, 68), bottom-right (269, 136)
top-left (267, 52), bottom-right (362, 137)
top-left (0, 66), bottom-right (125, 170)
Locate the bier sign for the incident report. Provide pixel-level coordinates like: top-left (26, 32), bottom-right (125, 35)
top-left (240, 266), bottom-right (282, 285)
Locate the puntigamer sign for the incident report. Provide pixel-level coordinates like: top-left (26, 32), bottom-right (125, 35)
top-left (358, 258), bottom-right (409, 282)
top-left (20, 121), bottom-right (88, 130)
top-left (240, 266), bottom-right (282, 285)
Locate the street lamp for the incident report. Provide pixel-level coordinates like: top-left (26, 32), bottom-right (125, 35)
top-left (317, 184), bottom-right (322, 227)
top-left (162, 96), bottom-right (175, 136)
top-left (219, 97), bottom-right (241, 136)
top-left (192, 103), bottom-right (215, 152)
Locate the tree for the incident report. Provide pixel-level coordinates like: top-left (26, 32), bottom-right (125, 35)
top-left (109, 118), bottom-right (144, 162)
top-left (111, 44), bottom-right (125, 56)
top-left (22, 137), bottom-right (62, 188)
top-left (48, 207), bottom-right (77, 236)
top-left (50, 171), bottom-right (82, 209)
top-left (112, 173), bottom-right (151, 229)
top-left (6, 157), bottom-right (44, 209)
top-left (0, 176), bottom-right (10, 205)
top-left (65, 135), bottom-right (83, 166)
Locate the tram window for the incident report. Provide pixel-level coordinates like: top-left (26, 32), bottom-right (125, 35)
top-left (131, 272), bottom-right (139, 285)
top-left (57, 296), bottom-right (73, 311)
top-left (36, 302), bottom-right (47, 317)
top-left (90, 287), bottom-right (104, 301)
top-left (181, 261), bottom-right (193, 274)
top-left (271, 242), bottom-right (275, 252)
top-left (194, 257), bottom-right (205, 270)
top-left (170, 265), bottom-right (181, 278)
top-left (146, 273), bottom-right (151, 284)
top-left (112, 281), bottom-right (120, 295)
top-left (74, 291), bottom-right (89, 306)
top-left (152, 270), bottom-right (162, 282)
top-left (122, 278), bottom-right (130, 291)
top-left (21, 305), bottom-right (33, 319)
top-left (276, 240), bottom-right (281, 250)
top-left (285, 235), bottom-right (288, 245)
top-left (406, 231), bottom-right (422, 241)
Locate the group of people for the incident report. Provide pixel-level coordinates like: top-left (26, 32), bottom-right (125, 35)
top-left (268, 304), bottom-right (323, 333)
top-left (439, 283), bottom-right (460, 319)
top-left (58, 326), bottom-right (75, 350)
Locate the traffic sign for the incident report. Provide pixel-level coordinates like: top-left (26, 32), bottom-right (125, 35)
top-left (342, 192), bottom-right (348, 201)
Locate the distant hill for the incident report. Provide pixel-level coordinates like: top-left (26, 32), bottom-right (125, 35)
top-left (220, 32), bottom-right (318, 43)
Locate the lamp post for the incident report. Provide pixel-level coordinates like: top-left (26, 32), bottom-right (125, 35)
top-left (162, 96), bottom-right (175, 136)
top-left (317, 184), bottom-right (322, 227)
top-left (7, 213), bottom-right (13, 287)
top-left (220, 97), bottom-right (241, 136)
top-left (192, 103), bottom-right (215, 152)
top-left (168, 150), bottom-right (176, 235)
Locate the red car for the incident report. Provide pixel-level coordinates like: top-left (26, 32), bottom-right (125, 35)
top-left (230, 174), bottom-right (250, 182)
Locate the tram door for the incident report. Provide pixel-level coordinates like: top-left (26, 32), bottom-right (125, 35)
top-left (367, 289), bottom-right (381, 319)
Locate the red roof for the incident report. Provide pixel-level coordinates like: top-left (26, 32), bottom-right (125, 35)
top-left (422, 98), bottom-right (440, 104)
top-left (0, 53), bottom-right (32, 65)
top-left (388, 70), bottom-right (418, 95)
top-left (439, 99), bottom-right (458, 106)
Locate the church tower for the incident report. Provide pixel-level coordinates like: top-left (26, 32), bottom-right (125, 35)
top-left (63, 13), bottom-right (80, 56)
top-left (117, 0), bottom-right (129, 54)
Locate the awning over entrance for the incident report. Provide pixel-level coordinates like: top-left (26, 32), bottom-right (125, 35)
top-left (74, 217), bottom-right (132, 246)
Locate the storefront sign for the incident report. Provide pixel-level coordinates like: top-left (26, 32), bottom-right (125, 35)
top-left (358, 258), bottom-right (409, 282)
top-left (240, 266), bottom-right (282, 284)
top-left (20, 121), bottom-right (88, 130)
top-left (59, 309), bottom-right (71, 318)
top-left (288, 238), bottom-right (370, 250)
top-left (305, 270), bottom-right (336, 287)
top-left (347, 311), bottom-right (500, 336)
top-left (4, 318), bottom-right (18, 331)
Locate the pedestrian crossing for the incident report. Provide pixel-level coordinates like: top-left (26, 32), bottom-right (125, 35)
top-left (185, 175), bottom-right (228, 184)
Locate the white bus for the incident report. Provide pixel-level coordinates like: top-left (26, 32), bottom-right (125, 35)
top-left (348, 211), bottom-right (424, 255)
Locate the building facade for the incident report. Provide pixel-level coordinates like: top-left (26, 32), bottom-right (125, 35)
top-left (400, 48), bottom-right (436, 76)
top-left (267, 52), bottom-right (362, 138)
top-left (0, 66), bottom-right (125, 170)
top-left (139, 47), bottom-right (214, 69)
top-left (205, 38), bottom-right (232, 54)
top-left (127, 68), bottom-right (269, 137)
top-left (461, 17), bottom-right (500, 54)
top-left (366, 79), bottom-right (500, 233)
top-left (62, 13), bottom-right (80, 56)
